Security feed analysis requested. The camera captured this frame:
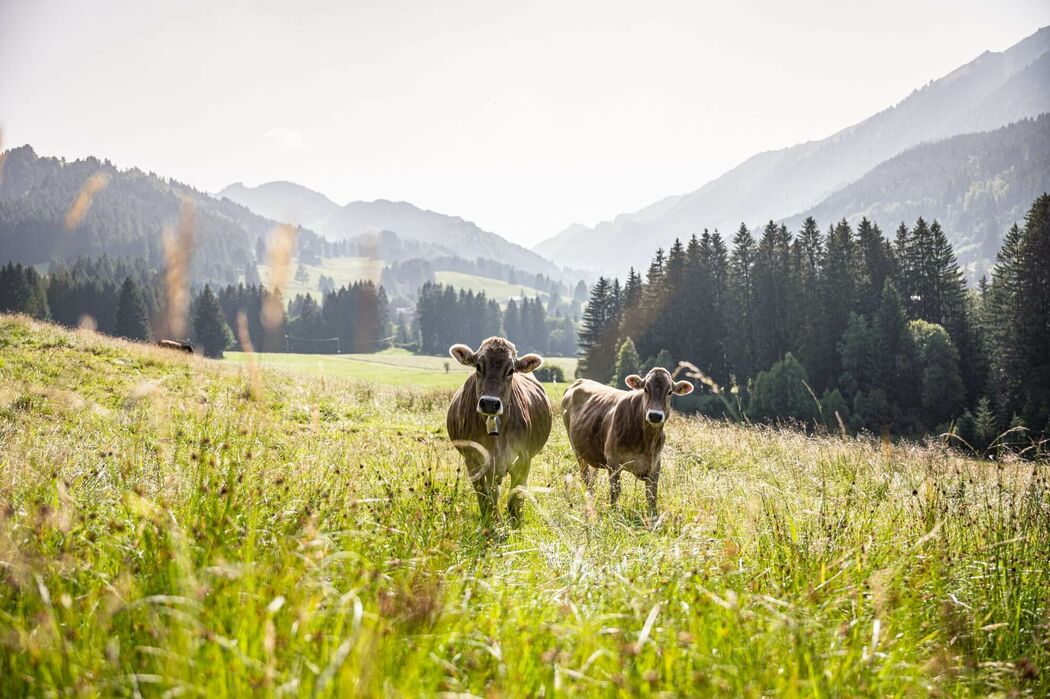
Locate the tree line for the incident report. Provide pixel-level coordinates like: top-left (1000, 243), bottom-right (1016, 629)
top-left (413, 282), bottom-right (577, 357)
top-left (578, 194), bottom-right (1050, 451)
top-left (0, 256), bottom-right (392, 359)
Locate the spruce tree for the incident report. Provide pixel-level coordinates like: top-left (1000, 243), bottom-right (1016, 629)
top-left (752, 222), bottom-right (792, 373)
top-left (727, 224), bottom-right (757, 381)
top-left (636, 248), bottom-right (666, 360)
top-left (618, 267), bottom-right (645, 351)
top-left (192, 285), bottom-right (233, 358)
top-left (577, 277), bottom-right (620, 380)
top-left (791, 217), bottom-right (824, 374)
top-left (115, 276), bottom-right (151, 341)
top-left (819, 220), bottom-right (858, 391)
top-left (612, 337), bottom-right (642, 387)
top-left (999, 194), bottom-right (1050, 433)
top-left (855, 218), bottom-right (893, 318)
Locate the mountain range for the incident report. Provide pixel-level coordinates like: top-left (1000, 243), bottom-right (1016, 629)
top-left (787, 113), bottom-right (1050, 277)
top-left (216, 182), bottom-right (562, 279)
top-left (0, 146), bottom-right (329, 285)
top-left (535, 26), bottom-right (1050, 278)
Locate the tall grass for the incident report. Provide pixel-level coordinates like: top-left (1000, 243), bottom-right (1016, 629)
top-left (160, 198), bottom-right (195, 340)
top-left (0, 315), bottom-right (1047, 696)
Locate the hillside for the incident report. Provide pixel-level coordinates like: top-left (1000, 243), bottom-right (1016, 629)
top-left (219, 182), bottom-right (564, 278)
top-left (788, 113), bottom-right (1050, 278)
top-left (537, 26), bottom-right (1050, 274)
top-left (0, 146), bottom-right (328, 285)
top-left (2, 314), bottom-right (1047, 696)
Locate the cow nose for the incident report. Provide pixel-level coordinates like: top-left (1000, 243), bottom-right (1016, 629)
top-left (477, 396), bottom-right (503, 415)
top-left (646, 410), bottom-right (665, 425)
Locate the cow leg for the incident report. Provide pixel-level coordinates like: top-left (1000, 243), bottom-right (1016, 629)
top-left (507, 456), bottom-right (531, 526)
top-left (608, 463), bottom-right (623, 510)
top-left (579, 458), bottom-right (595, 494)
top-left (644, 469), bottom-right (660, 519)
top-left (468, 459), bottom-right (500, 526)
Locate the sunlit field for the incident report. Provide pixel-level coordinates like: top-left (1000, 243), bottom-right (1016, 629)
top-left (224, 349), bottom-right (577, 391)
top-left (252, 256), bottom-right (546, 305)
top-left (433, 270), bottom-right (546, 302)
top-left (1, 315), bottom-right (1047, 697)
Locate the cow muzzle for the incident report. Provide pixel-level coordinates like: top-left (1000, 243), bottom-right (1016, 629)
top-left (646, 410), bottom-right (665, 426)
top-left (477, 396), bottom-right (503, 435)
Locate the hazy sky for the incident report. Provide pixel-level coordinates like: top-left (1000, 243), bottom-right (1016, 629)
top-left (2, 1), bottom-right (1048, 246)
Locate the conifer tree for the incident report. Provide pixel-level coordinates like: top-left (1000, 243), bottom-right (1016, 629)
top-left (752, 222), bottom-right (792, 373)
top-left (819, 219), bottom-right (859, 391)
top-left (577, 277), bottom-right (620, 380)
top-left (612, 337), bottom-right (642, 388)
top-left (993, 194), bottom-right (1050, 432)
top-left (115, 276), bottom-right (151, 341)
top-left (727, 224), bottom-right (757, 381)
top-left (192, 285), bottom-right (233, 358)
top-left (855, 217), bottom-right (893, 317)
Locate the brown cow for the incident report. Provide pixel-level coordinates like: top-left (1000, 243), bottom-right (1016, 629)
top-left (561, 368), bottom-right (693, 517)
top-left (157, 339), bottom-right (194, 353)
top-left (446, 337), bottom-right (552, 524)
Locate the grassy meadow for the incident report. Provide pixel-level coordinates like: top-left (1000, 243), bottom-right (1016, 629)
top-left (433, 271), bottom-right (546, 302)
top-left (1, 314), bottom-right (1048, 697)
top-left (257, 256), bottom-right (384, 297)
top-left (253, 255), bottom-right (545, 304)
top-left (224, 349), bottom-right (577, 390)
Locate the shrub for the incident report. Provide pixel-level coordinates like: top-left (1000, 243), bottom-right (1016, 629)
top-left (748, 352), bottom-right (818, 425)
top-left (533, 364), bottom-right (565, 383)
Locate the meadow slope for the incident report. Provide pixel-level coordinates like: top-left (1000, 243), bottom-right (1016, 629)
top-left (0, 315), bottom-right (1047, 697)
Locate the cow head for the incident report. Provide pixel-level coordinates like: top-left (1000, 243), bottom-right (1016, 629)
top-left (625, 367), bottom-right (693, 427)
top-left (450, 337), bottom-right (542, 435)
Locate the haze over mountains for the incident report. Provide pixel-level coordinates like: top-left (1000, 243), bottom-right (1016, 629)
top-left (787, 113), bottom-right (1050, 276)
top-left (3, 25), bottom-right (1048, 289)
top-left (217, 182), bottom-right (562, 278)
top-left (0, 146), bottom-right (330, 285)
top-left (536, 25), bottom-right (1050, 278)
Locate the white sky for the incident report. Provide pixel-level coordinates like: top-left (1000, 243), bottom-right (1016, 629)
top-left (2, 0), bottom-right (1048, 246)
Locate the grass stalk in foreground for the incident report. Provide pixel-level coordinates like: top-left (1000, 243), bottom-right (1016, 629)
top-left (0, 315), bottom-right (1047, 696)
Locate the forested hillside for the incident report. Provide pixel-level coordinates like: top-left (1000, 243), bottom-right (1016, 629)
top-left (578, 194), bottom-right (1050, 447)
top-left (0, 146), bottom-right (329, 285)
top-left (790, 113), bottom-right (1050, 278)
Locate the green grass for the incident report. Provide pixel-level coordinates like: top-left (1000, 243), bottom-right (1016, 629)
top-left (256, 256), bottom-right (383, 297)
top-left (1, 314), bottom-right (1048, 696)
top-left (434, 270), bottom-right (545, 302)
top-left (253, 256), bottom-right (544, 305)
top-left (224, 349), bottom-right (577, 391)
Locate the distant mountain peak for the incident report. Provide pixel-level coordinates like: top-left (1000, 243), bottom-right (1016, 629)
top-left (220, 182), bottom-right (564, 279)
top-left (536, 25), bottom-right (1050, 276)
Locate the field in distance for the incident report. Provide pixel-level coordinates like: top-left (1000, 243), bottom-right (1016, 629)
top-left (225, 348), bottom-right (577, 390)
top-left (255, 255), bottom-right (546, 303)
top-left (1, 315), bottom-right (1046, 697)
top-left (433, 270), bottom-right (546, 302)
top-left (257, 256), bottom-right (383, 296)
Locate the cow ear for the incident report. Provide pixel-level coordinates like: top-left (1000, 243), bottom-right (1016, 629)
top-left (673, 380), bottom-right (694, 395)
top-left (515, 353), bottom-right (543, 373)
top-left (625, 374), bottom-right (644, 389)
top-left (449, 344), bottom-right (476, 366)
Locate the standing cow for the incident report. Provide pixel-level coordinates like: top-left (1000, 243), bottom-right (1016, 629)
top-left (446, 337), bottom-right (552, 524)
top-left (561, 368), bottom-right (693, 517)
